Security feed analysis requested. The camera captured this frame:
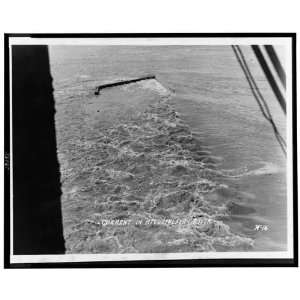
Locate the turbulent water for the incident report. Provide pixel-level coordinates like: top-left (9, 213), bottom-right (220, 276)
top-left (49, 45), bottom-right (287, 252)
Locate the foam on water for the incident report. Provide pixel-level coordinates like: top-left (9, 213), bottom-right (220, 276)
top-left (61, 89), bottom-right (254, 253)
top-left (136, 79), bottom-right (172, 96)
top-left (215, 161), bottom-right (282, 179)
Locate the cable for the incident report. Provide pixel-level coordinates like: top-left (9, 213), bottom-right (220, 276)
top-left (231, 45), bottom-right (286, 156)
top-left (233, 45), bottom-right (286, 155)
top-left (233, 45), bottom-right (287, 154)
top-left (264, 45), bottom-right (286, 89)
top-left (252, 45), bottom-right (286, 114)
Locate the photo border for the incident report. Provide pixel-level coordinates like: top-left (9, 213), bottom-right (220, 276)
top-left (4, 33), bottom-right (298, 268)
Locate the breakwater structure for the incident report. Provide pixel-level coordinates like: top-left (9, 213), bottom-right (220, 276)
top-left (94, 75), bottom-right (156, 95)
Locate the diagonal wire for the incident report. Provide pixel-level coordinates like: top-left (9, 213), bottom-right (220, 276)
top-left (231, 45), bottom-right (286, 156)
top-left (232, 45), bottom-right (286, 155)
top-left (233, 45), bottom-right (287, 155)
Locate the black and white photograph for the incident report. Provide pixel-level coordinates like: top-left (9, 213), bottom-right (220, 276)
top-left (4, 34), bottom-right (297, 267)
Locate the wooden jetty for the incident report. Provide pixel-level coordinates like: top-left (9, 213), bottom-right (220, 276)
top-left (94, 75), bottom-right (156, 95)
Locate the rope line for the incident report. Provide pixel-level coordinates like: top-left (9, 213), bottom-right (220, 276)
top-left (231, 45), bottom-right (286, 156)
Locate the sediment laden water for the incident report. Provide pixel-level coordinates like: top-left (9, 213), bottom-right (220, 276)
top-left (61, 88), bottom-right (254, 254)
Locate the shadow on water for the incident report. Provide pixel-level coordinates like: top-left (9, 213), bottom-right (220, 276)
top-left (12, 45), bottom-right (65, 254)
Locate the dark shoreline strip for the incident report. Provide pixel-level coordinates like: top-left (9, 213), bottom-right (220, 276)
top-left (95, 75), bottom-right (156, 95)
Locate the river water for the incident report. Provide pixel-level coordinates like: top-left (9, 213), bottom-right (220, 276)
top-left (49, 45), bottom-right (287, 251)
